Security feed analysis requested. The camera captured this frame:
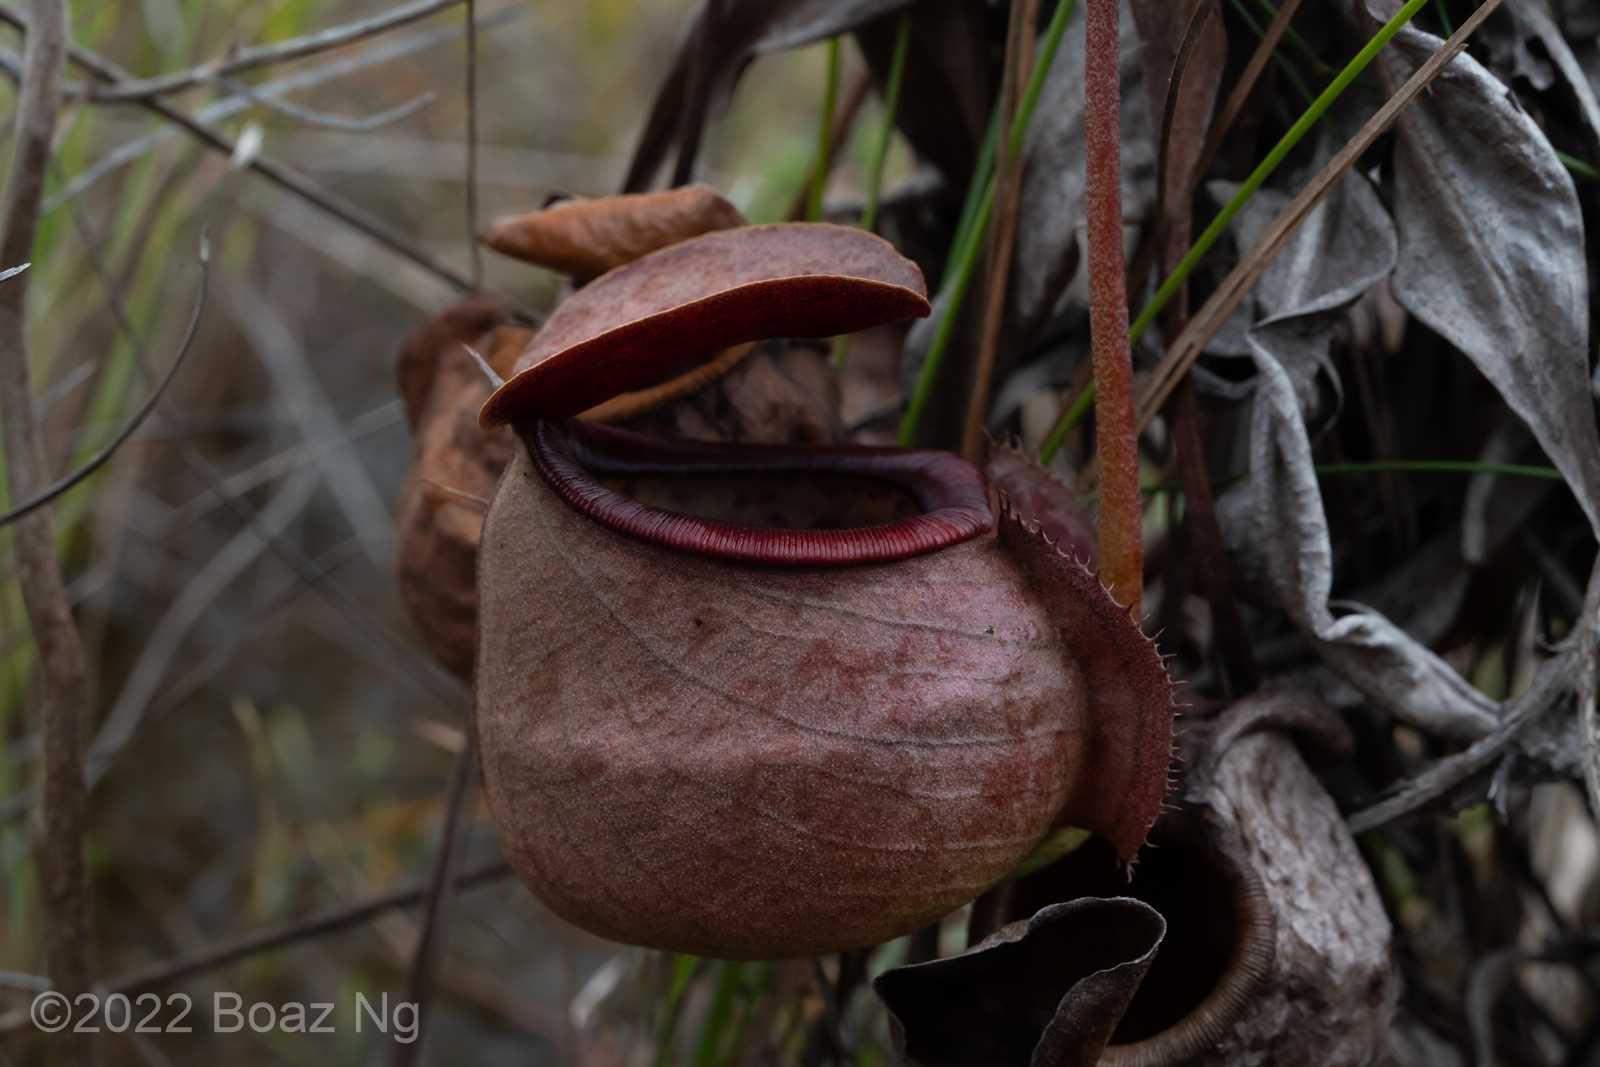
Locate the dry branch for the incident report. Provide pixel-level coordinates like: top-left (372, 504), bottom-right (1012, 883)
top-left (1188, 0), bottom-right (1305, 192)
top-left (389, 736), bottom-right (480, 1065)
top-left (960, 0), bottom-right (1035, 464)
top-left (0, 0), bottom-right (90, 1059)
top-left (92, 862), bottom-right (514, 999)
top-left (1348, 554), bottom-right (1600, 833)
top-left (0, 241), bottom-right (206, 530)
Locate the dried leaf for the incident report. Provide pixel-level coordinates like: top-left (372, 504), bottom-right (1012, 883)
top-left (873, 897), bottom-right (1166, 1067)
top-left (480, 224), bottom-right (930, 426)
top-left (394, 301), bottom-right (515, 680)
top-left (1211, 144), bottom-right (1501, 741)
top-left (1371, 0), bottom-right (1600, 540)
top-left (1219, 345), bottom-right (1501, 740)
top-left (478, 184), bottom-right (746, 282)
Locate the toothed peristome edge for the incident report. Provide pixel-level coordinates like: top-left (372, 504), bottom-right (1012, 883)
top-left (994, 492), bottom-right (1179, 862)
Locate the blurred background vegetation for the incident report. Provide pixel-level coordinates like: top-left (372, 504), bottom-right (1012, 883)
top-left (0, 0), bottom-right (921, 1061)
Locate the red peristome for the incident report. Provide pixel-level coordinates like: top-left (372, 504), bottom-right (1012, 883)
top-left (1085, 0), bottom-right (1143, 611)
top-left (526, 419), bottom-right (992, 566)
top-left (478, 224), bottom-right (931, 427)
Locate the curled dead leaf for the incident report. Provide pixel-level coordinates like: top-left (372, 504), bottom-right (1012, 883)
top-left (875, 897), bottom-right (1167, 1067)
top-left (394, 300), bottom-right (517, 680)
top-left (477, 184), bottom-right (746, 281)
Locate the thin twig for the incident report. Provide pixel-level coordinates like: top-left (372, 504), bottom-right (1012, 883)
top-left (389, 733), bottom-right (480, 1065)
top-left (790, 71), bottom-right (873, 223)
top-left (859, 13), bottom-right (910, 235)
top-left (0, 237), bottom-right (206, 530)
top-left (44, 10), bottom-right (518, 213)
top-left (807, 38), bottom-right (842, 223)
top-left (90, 0), bottom-right (466, 102)
top-left (960, 0), bottom-right (1036, 463)
top-left (0, 2), bottom-right (480, 295)
top-left (52, 184), bottom-right (468, 798)
top-left (216, 75), bottom-right (435, 132)
top-left (466, 0), bottom-right (482, 289)
top-left (73, 862), bottom-right (513, 1001)
top-left (0, 2), bottom-right (91, 1059)
top-left (1348, 554), bottom-right (1600, 833)
top-left (1189, 0), bottom-right (1305, 192)
top-left (1149, 0), bottom-right (1258, 693)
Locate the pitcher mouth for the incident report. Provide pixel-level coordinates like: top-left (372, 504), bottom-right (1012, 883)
top-left (521, 419), bottom-right (993, 566)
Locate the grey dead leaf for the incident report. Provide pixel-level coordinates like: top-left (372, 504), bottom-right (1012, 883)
top-left (1369, 0), bottom-right (1600, 541)
top-left (1211, 139), bottom-right (1502, 740)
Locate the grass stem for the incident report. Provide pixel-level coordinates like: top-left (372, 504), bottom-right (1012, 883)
top-left (807, 38), bottom-right (841, 223)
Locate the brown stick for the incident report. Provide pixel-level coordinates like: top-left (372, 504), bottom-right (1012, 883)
top-left (388, 732), bottom-right (480, 1066)
top-left (1135, 0), bottom-right (1508, 431)
top-left (1189, 0), bottom-right (1305, 192)
top-left (466, 0), bottom-right (482, 290)
top-left (1146, 0), bottom-right (1257, 693)
top-left (961, 0), bottom-right (1037, 464)
top-left (1168, 378), bottom-right (1259, 693)
top-left (0, 0), bottom-right (90, 1060)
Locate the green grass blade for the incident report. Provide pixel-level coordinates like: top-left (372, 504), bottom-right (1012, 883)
top-left (861, 13), bottom-right (911, 234)
top-left (900, 0), bottom-right (1077, 445)
top-left (691, 961), bottom-right (746, 1067)
top-left (942, 99), bottom-right (1002, 291)
top-left (808, 38), bottom-right (842, 223)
